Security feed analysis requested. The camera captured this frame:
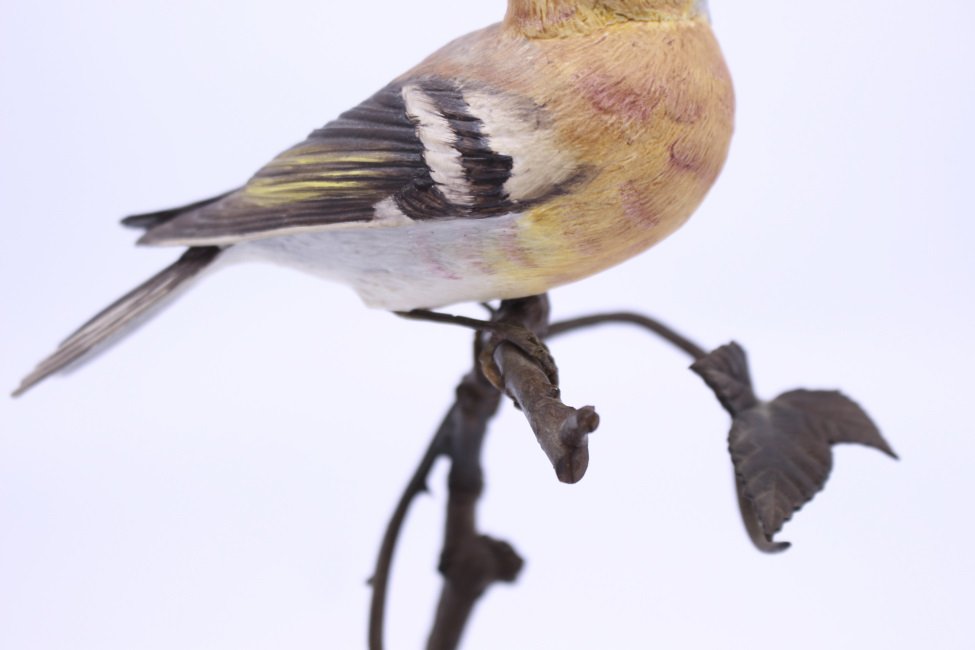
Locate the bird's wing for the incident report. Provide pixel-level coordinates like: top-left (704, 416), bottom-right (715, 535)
top-left (136, 78), bottom-right (584, 247)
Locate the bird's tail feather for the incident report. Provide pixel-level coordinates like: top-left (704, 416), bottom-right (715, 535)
top-left (13, 246), bottom-right (222, 397)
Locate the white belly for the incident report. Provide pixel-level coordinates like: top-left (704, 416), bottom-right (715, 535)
top-left (225, 213), bottom-right (525, 310)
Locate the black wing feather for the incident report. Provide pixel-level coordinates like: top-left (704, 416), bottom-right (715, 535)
top-left (137, 79), bottom-right (522, 246)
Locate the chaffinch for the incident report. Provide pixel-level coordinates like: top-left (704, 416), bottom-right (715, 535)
top-left (14, 0), bottom-right (734, 396)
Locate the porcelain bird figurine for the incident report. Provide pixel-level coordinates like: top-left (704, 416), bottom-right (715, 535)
top-left (15, 0), bottom-right (733, 396)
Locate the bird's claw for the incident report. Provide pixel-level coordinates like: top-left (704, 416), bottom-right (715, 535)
top-left (478, 324), bottom-right (559, 395)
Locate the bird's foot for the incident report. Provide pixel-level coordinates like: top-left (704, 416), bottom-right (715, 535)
top-left (477, 323), bottom-right (558, 395)
top-left (395, 297), bottom-right (558, 396)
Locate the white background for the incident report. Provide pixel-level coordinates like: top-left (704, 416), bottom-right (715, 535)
top-left (2, 1), bottom-right (973, 648)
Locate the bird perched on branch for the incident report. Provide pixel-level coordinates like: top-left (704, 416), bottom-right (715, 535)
top-left (14, 0), bottom-right (734, 396)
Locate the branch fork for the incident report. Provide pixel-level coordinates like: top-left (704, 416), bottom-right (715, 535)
top-left (374, 295), bottom-right (895, 648)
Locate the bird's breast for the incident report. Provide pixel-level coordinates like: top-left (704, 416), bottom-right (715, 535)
top-left (479, 15), bottom-right (736, 289)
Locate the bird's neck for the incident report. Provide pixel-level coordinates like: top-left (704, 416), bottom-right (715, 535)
top-left (505, 0), bottom-right (709, 37)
